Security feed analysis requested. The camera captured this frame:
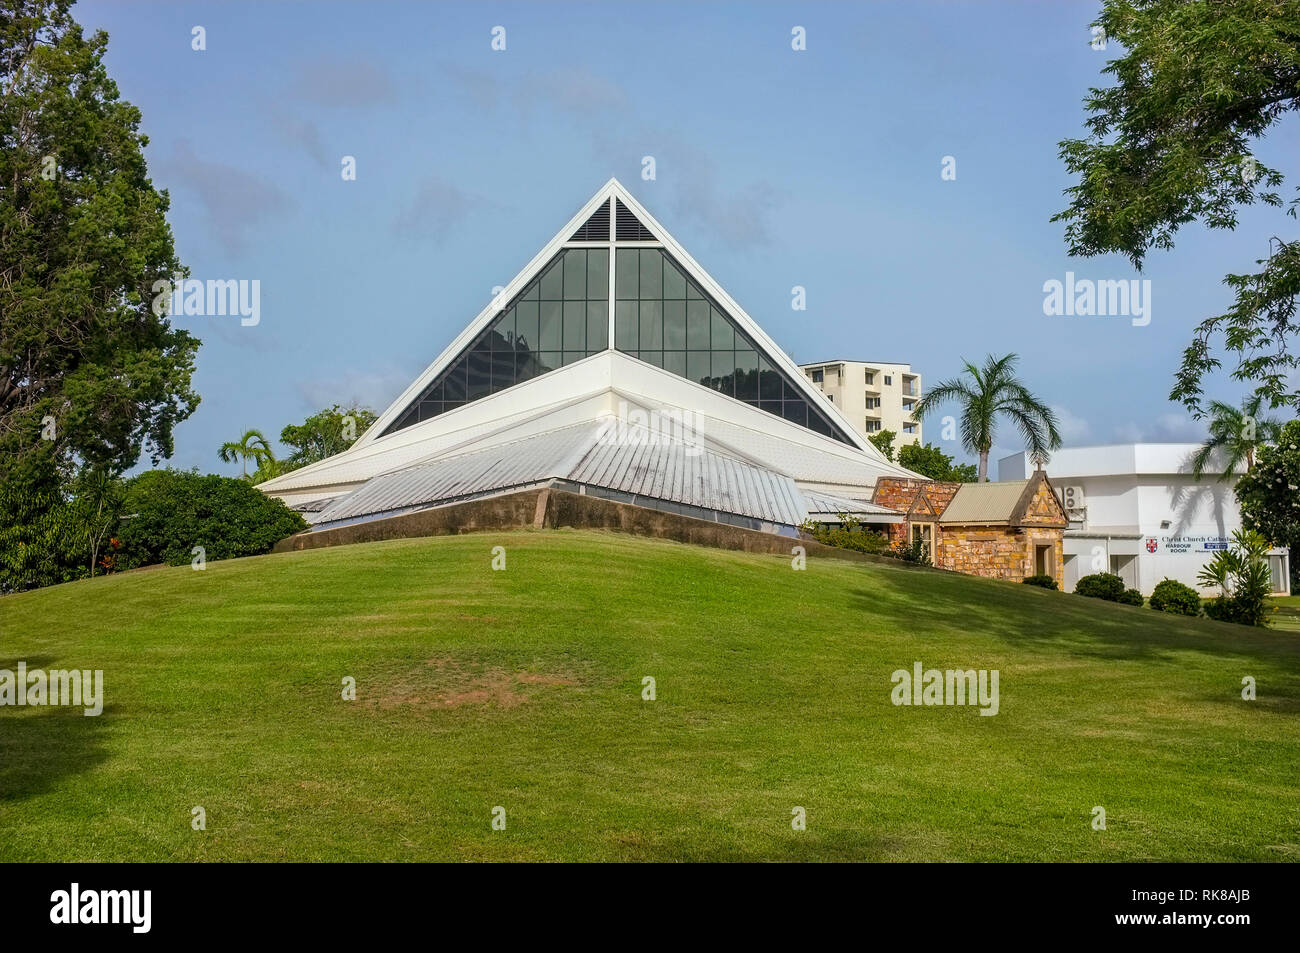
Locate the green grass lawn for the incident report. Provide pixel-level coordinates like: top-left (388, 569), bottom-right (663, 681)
top-left (2, 529), bottom-right (1298, 861)
top-left (1273, 595), bottom-right (1300, 633)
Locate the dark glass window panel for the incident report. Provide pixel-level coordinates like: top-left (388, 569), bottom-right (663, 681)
top-left (710, 308), bottom-right (734, 350)
top-left (808, 411), bottom-right (834, 437)
top-left (664, 351), bottom-right (687, 377)
top-left (638, 249), bottom-right (662, 299)
top-left (540, 301), bottom-right (563, 350)
top-left (616, 249), bottom-right (638, 299)
top-left (587, 248), bottom-right (608, 299)
top-left (564, 301), bottom-right (586, 351)
top-left (442, 359), bottom-right (467, 402)
top-left (712, 352), bottom-right (735, 394)
top-left (490, 309), bottom-right (515, 351)
top-left (522, 281), bottom-right (539, 301)
top-left (488, 352), bottom-right (514, 394)
top-left (734, 363), bottom-right (758, 401)
top-left (639, 299), bottom-right (663, 350)
top-left (563, 350), bottom-right (588, 366)
top-left (686, 300), bottom-right (710, 349)
top-left (759, 358), bottom-right (783, 400)
top-left (427, 379), bottom-right (445, 402)
top-left (638, 350), bottom-right (663, 369)
top-left (687, 351), bottom-right (709, 385)
top-left (686, 278), bottom-right (705, 300)
top-left (564, 250), bottom-right (587, 300)
top-left (615, 300), bottom-right (638, 350)
top-left (515, 301), bottom-right (539, 351)
top-left (587, 301), bottom-right (607, 351)
top-left (663, 259), bottom-right (687, 299)
top-left (663, 300), bottom-right (686, 349)
top-left (759, 400), bottom-right (782, 415)
top-left (538, 351), bottom-right (561, 373)
top-left (782, 401), bottom-right (808, 427)
top-left (540, 259), bottom-right (564, 300)
top-left (468, 350), bottom-right (491, 400)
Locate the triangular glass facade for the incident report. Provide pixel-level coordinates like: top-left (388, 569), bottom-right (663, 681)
top-left (382, 248), bottom-right (608, 435)
top-left (613, 248), bottom-right (851, 443)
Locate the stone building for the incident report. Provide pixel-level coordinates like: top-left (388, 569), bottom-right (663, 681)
top-left (872, 470), bottom-right (1068, 586)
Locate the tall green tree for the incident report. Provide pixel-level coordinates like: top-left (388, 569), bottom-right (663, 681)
top-left (279, 404), bottom-right (377, 472)
top-left (1234, 419), bottom-right (1300, 588)
top-left (898, 442), bottom-right (978, 483)
top-left (1190, 395), bottom-right (1284, 480)
top-left (868, 428), bottom-right (897, 463)
top-left (913, 354), bottom-right (1061, 482)
top-left (1055, 0), bottom-right (1300, 417)
top-left (1, 0), bottom-right (199, 487)
top-left (218, 429), bottom-right (274, 480)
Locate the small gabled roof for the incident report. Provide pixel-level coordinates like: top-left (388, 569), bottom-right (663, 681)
top-left (939, 471), bottom-right (1066, 527)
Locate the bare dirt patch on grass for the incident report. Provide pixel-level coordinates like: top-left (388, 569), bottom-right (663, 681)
top-left (365, 655), bottom-right (579, 712)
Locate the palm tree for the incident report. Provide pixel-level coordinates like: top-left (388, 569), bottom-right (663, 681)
top-left (1190, 395), bottom-right (1283, 481)
top-left (218, 429), bottom-right (275, 480)
top-left (912, 353), bottom-right (1061, 482)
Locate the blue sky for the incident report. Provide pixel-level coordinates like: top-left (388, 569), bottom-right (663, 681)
top-left (74, 0), bottom-right (1300, 473)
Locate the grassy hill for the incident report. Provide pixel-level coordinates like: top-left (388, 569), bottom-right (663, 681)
top-left (1, 529), bottom-right (1297, 861)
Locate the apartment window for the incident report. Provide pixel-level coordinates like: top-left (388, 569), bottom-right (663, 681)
top-left (811, 368), bottom-right (823, 383)
top-left (902, 399), bottom-right (915, 412)
top-left (865, 419), bottom-right (882, 432)
top-left (903, 423), bottom-right (917, 434)
top-left (865, 371), bottom-right (875, 385)
top-left (884, 374), bottom-right (893, 386)
top-left (836, 366), bottom-right (843, 379)
top-left (866, 396), bottom-right (881, 410)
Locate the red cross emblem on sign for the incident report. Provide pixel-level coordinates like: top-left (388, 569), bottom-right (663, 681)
top-left (1145, 538), bottom-right (1158, 554)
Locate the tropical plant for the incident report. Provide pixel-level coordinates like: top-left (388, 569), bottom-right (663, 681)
top-left (1149, 579), bottom-right (1201, 617)
top-left (867, 429), bottom-right (896, 463)
top-left (912, 353), bottom-right (1061, 482)
top-left (1190, 395), bottom-right (1283, 480)
top-left (1234, 420), bottom-right (1300, 589)
top-left (218, 429), bottom-right (275, 480)
top-left (1198, 529), bottom-right (1275, 627)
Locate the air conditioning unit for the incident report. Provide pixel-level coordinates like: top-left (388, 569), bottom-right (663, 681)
top-left (1061, 485), bottom-right (1086, 513)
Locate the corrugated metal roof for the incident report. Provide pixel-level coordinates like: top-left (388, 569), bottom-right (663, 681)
top-left (801, 489), bottom-right (903, 521)
top-left (312, 419), bottom-right (825, 529)
top-left (938, 480), bottom-right (1028, 524)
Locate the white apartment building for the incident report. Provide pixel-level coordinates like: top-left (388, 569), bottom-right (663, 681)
top-left (998, 444), bottom-right (1290, 597)
top-left (799, 361), bottom-right (922, 454)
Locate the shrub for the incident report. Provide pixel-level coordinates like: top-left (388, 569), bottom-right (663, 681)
top-left (117, 469), bottom-right (307, 568)
top-left (1119, 588), bottom-right (1145, 606)
top-left (892, 536), bottom-right (932, 567)
top-left (1074, 572), bottom-right (1126, 601)
top-left (1149, 579), bottom-right (1201, 616)
top-left (1197, 529), bottom-right (1274, 627)
top-left (1022, 574), bottom-right (1058, 590)
top-left (799, 516), bottom-right (890, 555)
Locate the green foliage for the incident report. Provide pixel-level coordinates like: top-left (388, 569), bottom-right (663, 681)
top-left (1119, 588), bottom-right (1145, 607)
top-left (1190, 396), bottom-right (1284, 479)
top-left (1022, 574), bottom-right (1058, 590)
top-left (218, 428), bottom-right (276, 481)
top-left (1197, 529), bottom-right (1275, 627)
top-left (116, 469), bottom-right (307, 568)
top-left (279, 404), bottom-right (377, 473)
top-left (1149, 579), bottom-right (1202, 616)
top-left (800, 515), bottom-right (890, 555)
top-left (0, 0), bottom-right (199, 481)
top-left (1235, 420), bottom-right (1300, 588)
top-left (911, 354), bottom-right (1060, 481)
top-left (1075, 572), bottom-right (1126, 602)
top-left (898, 442), bottom-right (978, 482)
top-left (868, 429), bottom-right (896, 462)
top-left (1055, 0), bottom-right (1300, 414)
top-left (891, 535), bottom-right (932, 567)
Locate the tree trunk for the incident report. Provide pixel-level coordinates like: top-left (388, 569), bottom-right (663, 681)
top-left (978, 450), bottom-right (989, 482)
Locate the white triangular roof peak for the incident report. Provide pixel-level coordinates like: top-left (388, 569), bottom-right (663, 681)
top-left (260, 179), bottom-right (912, 499)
